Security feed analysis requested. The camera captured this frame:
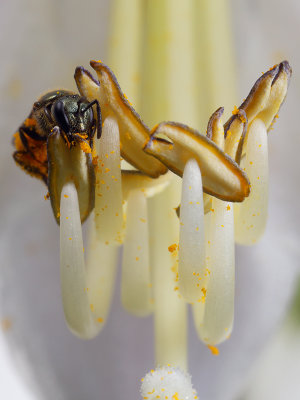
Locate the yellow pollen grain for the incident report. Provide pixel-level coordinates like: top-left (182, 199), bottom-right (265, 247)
top-left (210, 208), bottom-right (214, 212)
top-left (232, 105), bottom-right (239, 115)
top-left (90, 304), bottom-right (94, 312)
top-left (140, 218), bottom-right (146, 223)
top-left (226, 205), bottom-right (231, 211)
top-left (207, 345), bottom-right (219, 355)
top-left (168, 243), bottom-right (178, 253)
top-left (105, 241), bottom-right (109, 245)
top-left (136, 257), bottom-right (139, 261)
top-left (64, 194), bottom-right (69, 198)
top-left (240, 114), bottom-right (246, 123)
top-left (97, 317), bottom-right (103, 323)
top-left (172, 393), bottom-right (179, 400)
top-left (69, 237), bottom-right (72, 241)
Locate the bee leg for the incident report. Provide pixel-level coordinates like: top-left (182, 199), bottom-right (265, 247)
top-left (19, 127), bottom-right (40, 158)
top-left (83, 99), bottom-right (102, 140)
top-left (93, 100), bottom-right (102, 139)
top-left (13, 150), bottom-right (48, 183)
top-left (20, 125), bottom-right (45, 141)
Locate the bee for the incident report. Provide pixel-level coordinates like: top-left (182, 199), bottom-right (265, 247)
top-left (13, 89), bottom-right (102, 223)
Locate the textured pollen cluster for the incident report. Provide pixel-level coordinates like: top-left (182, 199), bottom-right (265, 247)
top-left (140, 366), bottom-right (198, 400)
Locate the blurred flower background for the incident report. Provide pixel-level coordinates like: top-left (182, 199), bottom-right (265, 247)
top-left (0, 0), bottom-right (300, 399)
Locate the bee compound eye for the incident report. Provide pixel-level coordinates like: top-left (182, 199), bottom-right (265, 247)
top-left (53, 100), bottom-right (70, 133)
top-left (33, 101), bottom-right (41, 109)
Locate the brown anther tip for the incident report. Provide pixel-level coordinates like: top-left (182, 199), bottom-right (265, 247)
top-left (90, 60), bottom-right (111, 75)
top-left (279, 60), bottom-right (292, 76)
top-left (74, 66), bottom-right (100, 87)
top-left (207, 107), bottom-right (224, 139)
top-left (272, 60), bottom-right (292, 86)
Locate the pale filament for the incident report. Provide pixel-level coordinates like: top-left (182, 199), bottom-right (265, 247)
top-left (94, 116), bottom-right (124, 244)
top-left (121, 190), bottom-right (153, 317)
top-left (60, 182), bottom-right (119, 339)
top-left (234, 118), bottom-right (269, 245)
top-left (178, 159), bottom-right (206, 303)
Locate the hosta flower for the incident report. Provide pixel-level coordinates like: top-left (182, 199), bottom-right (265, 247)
top-left (1, 0), bottom-right (299, 399)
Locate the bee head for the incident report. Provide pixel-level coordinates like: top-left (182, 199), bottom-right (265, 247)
top-left (52, 96), bottom-right (94, 139)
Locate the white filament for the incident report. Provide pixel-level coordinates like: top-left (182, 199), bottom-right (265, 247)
top-left (60, 183), bottom-right (119, 338)
top-left (140, 366), bottom-right (198, 400)
top-left (179, 159), bottom-right (205, 303)
top-left (193, 198), bottom-right (235, 345)
top-left (234, 118), bottom-right (269, 245)
top-left (86, 224), bottom-right (119, 328)
top-left (94, 117), bottom-right (124, 244)
top-left (60, 182), bottom-right (96, 338)
top-left (121, 190), bottom-right (152, 316)
top-left (149, 177), bottom-right (187, 370)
